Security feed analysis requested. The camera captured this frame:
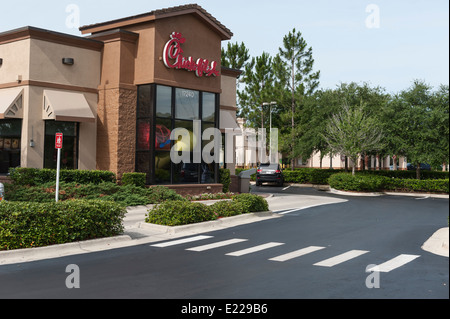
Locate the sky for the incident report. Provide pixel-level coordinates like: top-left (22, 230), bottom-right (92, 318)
top-left (1, 0), bottom-right (448, 94)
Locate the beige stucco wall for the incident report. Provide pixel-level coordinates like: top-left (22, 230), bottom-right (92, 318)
top-left (1, 36), bottom-right (101, 171)
top-left (220, 74), bottom-right (237, 108)
top-left (0, 39), bottom-right (31, 83)
top-left (29, 38), bottom-right (101, 88)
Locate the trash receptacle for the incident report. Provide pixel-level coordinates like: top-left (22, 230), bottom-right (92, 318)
top-left (238, 169), bottom-right (256, 194)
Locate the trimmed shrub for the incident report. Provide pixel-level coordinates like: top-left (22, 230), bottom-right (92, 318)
top-left (219, 168), bottom-right (231, 193)
top-left (232, 193), bottom-right (269, 213)
top-left (9, 167), bottom-right (116, 186)
top-left (0, 200), bottom-right (126, 251)
top-left (121, 172), bottom-right (146, 188)
top-left (210, 200), bottom-right (245, 218)
top-left (384, 179), bottom-right (449, 193)
top-left (148, 185), bottom-right (185, 203)
top-left (145, 200), bottom-right (215, 226)
top-left (358, 169), bottom-right (449, 180)
top-left (328, 173), bottom-right (389, 192)
top-left (329, 173), bottom-right (449, 194)
top-left (4, 182), bottom-right (183, 206)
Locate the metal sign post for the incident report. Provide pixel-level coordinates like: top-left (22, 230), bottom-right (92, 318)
top-left (55, 133), bottom-right (63, 202)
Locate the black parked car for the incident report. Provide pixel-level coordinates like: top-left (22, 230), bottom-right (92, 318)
top-left (407, 163), bottom-right (431, 171)
top-left (256, 163), bottom-right (284, 187)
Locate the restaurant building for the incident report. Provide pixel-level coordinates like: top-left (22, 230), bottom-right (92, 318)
top-left (0, 4), bottom-right (240, 191)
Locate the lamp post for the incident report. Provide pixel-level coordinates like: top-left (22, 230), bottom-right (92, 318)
top-left (263, 102), bottom-right (277, 162)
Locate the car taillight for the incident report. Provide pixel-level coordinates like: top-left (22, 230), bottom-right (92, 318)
top-left (257, 169), bottom-right (262, 173)
top-left (275, 170), bottom-right (281, 173)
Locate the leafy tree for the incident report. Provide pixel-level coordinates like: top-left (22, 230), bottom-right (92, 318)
top-left (430, 84), bottom-right (449, 170)
top-left (388, 81), bottom-right (449, 178)
top-left (323, 102), bottom-right (384, 175)
top-left (298, 83), bottom-right (389, 169)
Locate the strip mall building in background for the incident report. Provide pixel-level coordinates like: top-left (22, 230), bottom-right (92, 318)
top-left (0, 4), bottom-right (241, 190)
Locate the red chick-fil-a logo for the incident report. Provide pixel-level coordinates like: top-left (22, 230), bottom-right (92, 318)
top-left (163, 32), bottom-right (219, 77)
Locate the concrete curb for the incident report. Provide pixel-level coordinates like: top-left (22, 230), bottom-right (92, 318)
top-left (0, 235), bottom-right (132, 265)
top-left (422, 227), bottom-right (449, 257)
top-left (139, 211), bottom-right (279, 235)
top-left (329, 188), bottom-right (449, 199)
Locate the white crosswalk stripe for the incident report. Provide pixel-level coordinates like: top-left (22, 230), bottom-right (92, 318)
top-left (226, 242), bottom-right (285, 257)
top-left (313, 250), bottom-right (370, 267)
top-left (186, 239), bottom-right (248, 252)
top-left (269, 246), bottom-right (326, 262)
top-left (151, 236), bottom-right (421, 273)
top-left (151, 235), bottom-right (213, 248)
top-left (367, 254), bottom-right (421, 273)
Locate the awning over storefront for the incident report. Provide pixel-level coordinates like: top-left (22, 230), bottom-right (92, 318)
top-left (0, 88), bottom-right (23, 119)
top-left (219, 109), bottom-right (240, 131)
top-left (43, 90), bottom-right (95, 123)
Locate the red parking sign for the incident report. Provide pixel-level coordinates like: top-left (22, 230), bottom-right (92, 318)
top-left (55, 133), bottom-right (63, 149)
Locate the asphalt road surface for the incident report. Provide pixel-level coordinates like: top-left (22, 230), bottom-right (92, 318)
top-left (0, 188), bottom-right (448, 303)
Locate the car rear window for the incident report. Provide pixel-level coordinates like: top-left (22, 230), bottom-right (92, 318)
top-left (259, 164), bottom-right (278, 170)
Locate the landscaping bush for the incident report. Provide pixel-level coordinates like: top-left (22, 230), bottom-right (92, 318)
top-left (145, 200), bottom-right (215, 226)
top-left (329, 173), bottom-right (449, 194)
top-left (384, 179), bottom-right (449, 193)
top-left (9, 167), bottom-right (116, 186)
top-left (281, 168), bottom-right (344, 184)
top-left (358, 169), bottom-right (449, 180)
top-left (219, 168), bottom-right (231, 193)
top-left (148, 185), bottom-right (185, 203)
top-left (0, 200), bottom-right (126, 251)
top-left (328, 173), bottom-right (389, 192)
top-left (121, 172), bottom-right (146, 188)
top-left (4, 182), bottom-right (183, 206)
top-left (232, 193), bottom-right (269, 213)
top-left (210, 200), bottom-right (245, 218)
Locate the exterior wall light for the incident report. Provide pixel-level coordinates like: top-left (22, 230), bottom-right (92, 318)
top-left (62, 58), bottom-right (74, 65)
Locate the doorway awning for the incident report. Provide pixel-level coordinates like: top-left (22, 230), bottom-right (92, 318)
top-left (43, 90), bottom-right (95, 123)
top-left (219, 110), bottom-right (240, 131)
top-left (0, 88), bottom-right (23, 119)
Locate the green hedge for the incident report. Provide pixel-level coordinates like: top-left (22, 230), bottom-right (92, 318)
top-left (328, 173), bottom-right (449, 193)
top-left (145, 200), bottom-right (216, 226)
top-left (210, 200), bottom-right (245, 218)
top-left (4, 182), bottom-right (184, 206)
top-left (385, 179), bottom-right (449, 193)
top-left (219, 168), bottom-right (231, 193)
top-left (9, 168), bottom-right (116, 186)
top-left (145, 193), bottom-right (269, 226)
top-left (283, 168), bottom-right (344, 185)
top-left (328, 173), bottom-right (389, 192)
top-left (358, 170), bottom-right (449, 180)
top-left (121, 172), bottom-right (146, 188)
top-left (0, 200), bottom-right (126, 251)
top-left (232, 193), bottom-right (269, 213)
